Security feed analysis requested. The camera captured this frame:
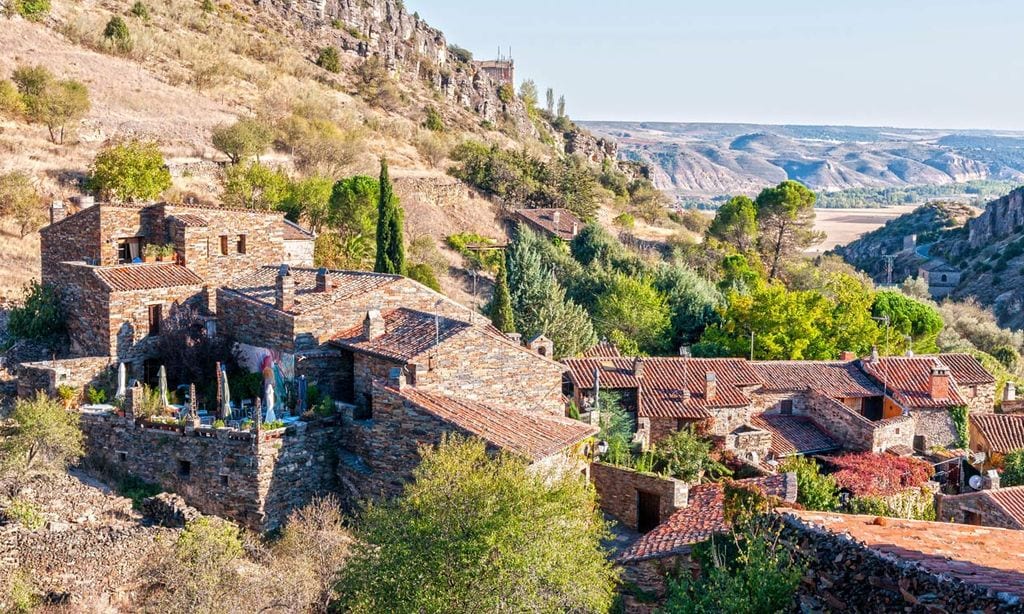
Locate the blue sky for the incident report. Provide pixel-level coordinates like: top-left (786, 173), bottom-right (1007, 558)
top-left (406, 0), bottom-right (1024, 130)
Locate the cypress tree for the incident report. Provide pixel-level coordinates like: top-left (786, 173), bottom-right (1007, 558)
top-left (488, 260), bottom-right (516, 333)
top-left (374, 157), bottom-right (405, 274)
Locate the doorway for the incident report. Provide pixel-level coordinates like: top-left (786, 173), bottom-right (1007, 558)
top-left (637, 490), bottom-right (661, 533)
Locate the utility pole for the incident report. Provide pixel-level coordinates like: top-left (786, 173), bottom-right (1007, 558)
top-left (750, 330), bottom-right (755, 361)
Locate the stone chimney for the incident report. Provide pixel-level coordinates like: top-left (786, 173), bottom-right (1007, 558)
top-left (76, 195), bottom-right (95, 208)
top-left (869, 346), bottom-right (880, 364)
top-left (705, 371), bottom-right (717, 402)
top-left (315, 267), bottom-right (329, 292)
top-left (388, 366), bottom-right (406, 390)
top-left (983, 469), bottom-right (1001, 490)
top-left (571, 221), bottom-right (579, 237)
top-left (274, 264), bottom-right (294, 311)
top-left (552, 209), bottom-right (561, 228)
top-left (633, 356), bottom-right (645, 379)
top-left (929, 364), bottom-right (951, 400)
top-left (506, 332), bottom-right (522, 345)
top-left (49, 201), bottom-right (66, 225)
top-left (1006, 382), bottom-right (1017, 403)
top-left (839, 350), bottom-right (857, 361)
top-left (363, 309), bottom-right (385, 340)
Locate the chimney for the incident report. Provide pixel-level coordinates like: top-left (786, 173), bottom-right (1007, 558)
top-left (839, 350), bottom-right (856, 361)
top-left (388, 366), bottom-right (406, 390)
top-left (552, 209), bottom-right (561, 227)
top-left (76, 195), bottom-right (95, 208)
top-left (905, 347), bottom-right (915, 357)
top-left (49, 200), bottom-right (66, 225)
top-left (315, 267), bottom-right (329, 292)
top-left (929, 364), bottom-right (951, 400)
top-left (1005, 382), bottom-right (1017, 403)
top-left (983, 469), bottom-right (1001, 490)
top-left (869, 346), bottom-right (880, 364)
top-left (274, 264), bottom-right (294, 311)
top-left (506, 332), bottom-right (522, 345)
top-left (363, 309), bottom-right (385, 340)
top-left (571, 221), bottom-right (579, 237)
top-left (633, 356), bottom-right (645, 379)
top-left (705, 371), bottom-right (717, 401)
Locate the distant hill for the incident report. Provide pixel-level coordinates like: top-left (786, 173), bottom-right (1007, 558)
top-left (581, 121), bottom-right (1024, 201)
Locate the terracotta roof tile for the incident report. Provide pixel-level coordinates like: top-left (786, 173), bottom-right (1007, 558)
top-left (281, 219), bottom-right (314, 240)
top-left (224, 266), bottom-right (400, 314)
top-left (92, 263), bottom-right (204, 292)
top-left (391, 386), bottom-right (597, 460)
top-left (564, 357), bottom-right (760, 419)
top-left (751, 414), bottom-right (840, 457)
top-left (784, 509), bottom-right (1024, 599)
top-left (581, 340), bottom-right (622, 358)
top-left (332, 308), bottom-right (472, 362)
top-left (979, 487), bottom-right (1024, 528)
top-left (168, 213), bottom-right (208, 227)
top-left (972, 414), bottom-right (1024, 454)
top-left (515, 208), bottom-right (583, 241)
top-left (939, 353), bottom-right (995, 385)
top-left (619, 473), bottom-right (798, 563)
top-left (751, 360), bottom-right (881, 398)
top-left (860, 356), bottom-right (968, 409)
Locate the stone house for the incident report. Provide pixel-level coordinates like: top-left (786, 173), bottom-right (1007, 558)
top-left (936, 483), bottom-right (1024, 530)
top-left (970, 413), bottom-right (1024, 465)
top-left (514, 207), bottom-right (582, 241)
top-left (918, 258), bottom-right (961, 299)
top-left (281, 219), bottom-right (315, 267)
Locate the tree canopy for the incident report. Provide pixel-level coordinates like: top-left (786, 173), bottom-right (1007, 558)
top-left (755, 180), bottom-right (824, 279)
top-left (707, 195), bottom-right (757, 252)
top-left (1, 391), bottom-right (84, 475)
top-left (88, 139), bottom-right (171, 203)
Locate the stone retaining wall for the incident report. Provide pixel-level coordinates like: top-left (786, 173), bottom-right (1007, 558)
top-left (590, 462), bottom-right (688, 531)
top-left (16, 357), bottom-right (116, 398)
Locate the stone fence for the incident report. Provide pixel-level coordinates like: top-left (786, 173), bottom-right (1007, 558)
top-left (16, 356), bottom-right (116, 399)
top-left (590, 462), bottom-right (688, 531)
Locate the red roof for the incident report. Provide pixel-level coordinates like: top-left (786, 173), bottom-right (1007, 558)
top-left (515, 208), bottom-right (582, 241)
top-left (563, 357), bottom-right (761, 419)
top-left (332, 308), bottom-right (472, 362)
top-left (581, 340), bottom-right (622, 358)
top-left (389, 385), bottom-right (597, 460)
top-left (784, 510), bottom-right (1024, 599)
top-left (281, 219), bottom-right (314, 240)
top-left (971, 414), bottom-right (1024, 453)
top-left (169, 213), bottom-right (208, 227)
top-left (939, 353), bottom-right (995, 385)
top-left (224, 266), bottom-right (400, 314)
top-left (751, 361), bottom-right (880, 398)
top-left (860, 356), bottom-right (968, 409)
top-left (983, 487), bottom-right (1024, 528)
top-left (751, 414), bottom-right (840, 457)
top-left (619, 473), bottom-right (797, 563)
top-left (92, 263), bottom-right (204, 292)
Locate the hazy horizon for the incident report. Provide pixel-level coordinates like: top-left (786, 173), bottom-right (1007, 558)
top-left (408, 0), bottom-right (1024, 131)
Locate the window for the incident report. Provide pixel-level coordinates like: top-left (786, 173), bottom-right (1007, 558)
top-left (969, 385), bottom-right (978, 398)
top-left (780, 399), bottom-right (794, 415)
top-left (178, 459), bottom-right (192, 478)
top-left (220, 474), bottom-right (229, 486)
top-left (147, 304), bottom-right (162, 335)
top-left (236, 234), bottom-right (247, 254)
top-left (219, 235), bottom-right (229, 256)
top-left (117, 451), bottom-right (127, 463)
top-left (116, 238), bottom-right (141, 263)
top-left (940, 274), bottom-right (948, 283)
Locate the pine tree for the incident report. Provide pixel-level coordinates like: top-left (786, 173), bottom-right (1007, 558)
top-left (374, 157), bottom-right (405, 274)
top-left (488, 260), bottom-right (516, 333)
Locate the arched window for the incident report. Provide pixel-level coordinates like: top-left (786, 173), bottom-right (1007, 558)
top-left (940, 274), bottom-right (947, 283)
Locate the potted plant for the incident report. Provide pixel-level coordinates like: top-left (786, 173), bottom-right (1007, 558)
top-left (56, 384), bottom-right (78, 409)
top-left (143, 244), bottom-right (160, 263)
top-left (158, 244), bottom-right (176, 262)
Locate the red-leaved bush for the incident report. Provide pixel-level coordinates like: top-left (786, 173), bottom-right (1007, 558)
top-left (826, 453), bottom-right (932, 497)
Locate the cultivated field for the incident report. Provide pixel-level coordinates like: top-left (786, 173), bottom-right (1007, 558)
top-left (808, 205), bottom-right (918, 253)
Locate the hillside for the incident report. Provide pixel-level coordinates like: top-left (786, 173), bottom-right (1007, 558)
top-left (0, 0), bottom-right (631, 301)
top-left (581, 121), bottom-right (1024, 201)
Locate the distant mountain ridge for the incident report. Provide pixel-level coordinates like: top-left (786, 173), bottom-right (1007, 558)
top-left (581, 121), bottom-right (1024, 198)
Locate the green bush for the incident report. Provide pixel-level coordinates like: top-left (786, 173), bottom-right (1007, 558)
top-left (445, 232), bottom-right (503, 272)
top-left (316, 46), bottom-right (341, 73)
top-left (406, 262), bottom-right (441, 292)
top-left (613, 212), bottom-right (635, 229)
top-left (118, 475), bottom-right (162, 509)
top-left (14, 0), bottom-right (50, 21)
top-left (212, 419), bottom-right (226, 428)
top-left (779, 456), bottom-right (839, 511)
top-left (497, 83), bottom-right (515, 104)
top-left (4, 498), bottom-right (44, 530)
top-left (88, 139), bottom-right (171, 203)
top-left (950, 405), bottom-right (969, 449)
top-left (423, 106), bottom-right (444, 132)
top-left (131, 1), bottom-right (149, 19)
top-left (263, 419), bottom-right (285, 430)
top-left (1002, 449), bottom-right (1024, 487)
top-left (86, 386), bottom-right (107, 405)
top-left (7, 281), bottom-right (66, 348)
top-left (103, 16), bottom-right (133, 53)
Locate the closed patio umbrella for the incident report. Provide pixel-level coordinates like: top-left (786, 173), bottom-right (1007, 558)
top-left (220, 366), bottom-right (231, 419)
top-left (158, 365), bottom-right (169, 407)
top-left (264, 382), bottom-right (276, 423)
top-left (115, 362), bottom-right (127, 400)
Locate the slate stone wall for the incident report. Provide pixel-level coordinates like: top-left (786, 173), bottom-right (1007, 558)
top-left (935, 491), bottom-right (1024, 530)
top-left (590, 462), bottom-right (688, 531)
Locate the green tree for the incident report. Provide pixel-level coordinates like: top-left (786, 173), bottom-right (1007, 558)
top-left (557, 94), bottom-right (566, 118)
top-left (755, 180), bottom-right (824, 279)
top-left (652, 428), bottom-right (731, 483)
top-left (373, 158), bottom-right (404, 275)
top-left (779, 456), bottom-right (839, 511)
top-left (11, 64), bottom-right (52, 98)
top-left (654, 264), bottom-right (723, 348)
top-left (1002, 450), bottom-right (1024, 487)
top-left (0, 171), bottom-right (44, 237)
top-left (221, 161), bottom-right (289, 210)
top-left (593, 274), bottom-right (671, 355)
top-left (550, 155), bottom-right (601, 221)
top-left (707, 195), bottom-right (758, 252)
top-left (316, 46), bottom-right (341, 73)
top-left (406, 262), bottom-right (441, 292)
top-left (88, 139), bottom-right (171, 202)
top-left (487, 259), bottom-right (516, 333)
top-left (211, 117), bottom-right (273, 164)
top-left (337, 435), bottom-right (618, 613)
top-left (871, 290), bottom-right (944, 353)
top-left (7, 280), bottom-right (66, 348)
top-left (328, 175), bottom-right (379, 239)
top-left (518, 79), bottom-right (538, 112)
top-left (1, 391), bottom-right (83, 474)
top-left (103, 15), bottom-right (132, 52)
top-left (423, 106), bottom-right (444, 131)
top-left (24, 78), bottom-right (90, 144)
top-left (279, 175), bottom-right (332, 232)
top-left (545, 87), bottom-right (555, 115)
top-left (14, 0), bottom-right (50, 20)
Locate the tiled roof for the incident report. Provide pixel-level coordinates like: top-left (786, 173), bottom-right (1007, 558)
top-left (784, 510), bottom-right (1024, 599)
top-left (751, 414), bottom-right (840, 457)
top-left (860, 356), bottom-right (968, 409)
top-left (618, 473), bottom-right (797, 563)
top-left (984, 487), bottom-right (1024, 528)
top-left (332, 308), bottom-right (472, 362)
top-left (920, 258), bottom-right (959, 273)
top-left (282, 219), bottom-right (314, 240)
top-left (515, 208), bottom-right (583, 241)
top-left (169, 213), bottom-right (208, 227)
top-left (751, 361), bottom-right (881, 398)
top-left (581, 340), bottom-right (622, 358)
top-left (972, 414), bottom-right (1024, 453)
top-left (92, 263), bottom-right (204, 292)
top-left (224, 266), bottom-right (400, 314)
top-left (1003, 400), bottom-right (1024, 413)
top-left (939, 353), bottom-right (995, 385)
top-left (392, 386), bottom-right (597, 460)
top-left (563, 357), bottom-right (761, 419)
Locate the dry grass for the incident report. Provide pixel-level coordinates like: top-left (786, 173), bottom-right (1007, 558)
top-left (808, 205), bottom-right (919, 253)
